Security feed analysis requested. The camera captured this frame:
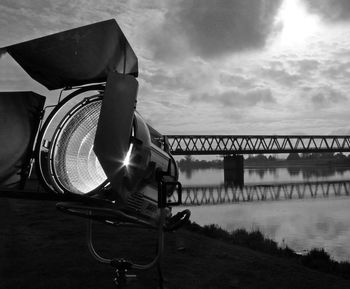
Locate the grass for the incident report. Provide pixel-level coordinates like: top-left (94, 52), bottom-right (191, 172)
top-left (301, 248), bottom-right (350, 279)
top-left (184, 221), bottom-right (350, 279)
top-left (2, 198), bottom-right (350, 288)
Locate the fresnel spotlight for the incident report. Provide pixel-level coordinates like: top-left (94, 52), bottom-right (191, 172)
top-left (0, 19), bottom-right (190, 287)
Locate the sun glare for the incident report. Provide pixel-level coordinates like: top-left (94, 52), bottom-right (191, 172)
top-left (273, 0), bottom-right (320, 49)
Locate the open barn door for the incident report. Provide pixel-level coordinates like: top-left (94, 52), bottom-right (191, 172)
top-left (0, 92), bottom-right (45, 189)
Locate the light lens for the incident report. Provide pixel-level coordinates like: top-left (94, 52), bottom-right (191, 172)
top-left (52, 100), bottom-right (107, 194)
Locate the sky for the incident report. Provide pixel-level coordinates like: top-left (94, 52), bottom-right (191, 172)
top-left (1, 0), bottom-right (350, 135)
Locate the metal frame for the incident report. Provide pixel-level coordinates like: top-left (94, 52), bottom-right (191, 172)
top-left (167, 135), bottom-right (350, 155)
top-left (55, 175), bottom-right (185, 288)
top-left (86, 208), bottom-right (166, 288)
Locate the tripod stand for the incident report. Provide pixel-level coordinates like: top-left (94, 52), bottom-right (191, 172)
top-left (57, 179), bottom-right (190, 288)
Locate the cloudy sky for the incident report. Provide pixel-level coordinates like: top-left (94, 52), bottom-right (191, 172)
top-left (1, 0), bottom-right (350, 135)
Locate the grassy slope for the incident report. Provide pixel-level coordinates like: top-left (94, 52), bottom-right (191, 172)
top-left (1, 198), bottom-right (350, 289)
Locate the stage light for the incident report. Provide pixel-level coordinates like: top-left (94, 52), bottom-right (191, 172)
top-left (36, 74), bottom-right (180, 220)
top-left (1, 19), bottom-right (190, 286)
top-left (1, 17), bottom-right (186, 233)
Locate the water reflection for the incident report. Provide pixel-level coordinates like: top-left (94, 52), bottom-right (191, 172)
top-left (287, 167), bottom-right (300, 177)
top-left (179, 166), bottom-right (350, 185)
top-left (181, 167), bottom-right (193, 179)
top-left (179, 180), bottom-right (350, 206)
top-left (177, 166), bottom-right (350, 262)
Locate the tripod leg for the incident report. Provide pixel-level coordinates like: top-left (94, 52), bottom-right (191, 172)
top-left (156, 208), bottom-right (167, 289)
top-left (157, 262), bottom-right (165, 289)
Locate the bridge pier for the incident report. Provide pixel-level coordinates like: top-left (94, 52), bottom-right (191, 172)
top-left (223, 155), bottom-right (244, 187)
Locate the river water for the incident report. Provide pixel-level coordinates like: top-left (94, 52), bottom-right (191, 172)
top-left (176, 166), bottom-right (350, 262)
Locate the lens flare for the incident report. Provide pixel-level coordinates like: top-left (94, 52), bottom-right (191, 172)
top-left (123, 143), bottom-right (133, 167)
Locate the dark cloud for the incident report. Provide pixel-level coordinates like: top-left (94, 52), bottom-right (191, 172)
top-left (331, 127), bottom-right (350, 135)
top-left (190, 87), bottom-right (275, 107)
top-left (333, 47), bottom-right (350, 58)
top-left (308, 86), bottom-right (348, 108)
top-left (219, 73), bottom-right (254, 89)
top-left (140, 58), bottom-right (216, 98)
top-left (321, 61), bottom-right (350, 81)
top-left (150, 0), bottom-right (282, 61)
top-left (301, 86), bottom-right (313, 92)
top-left (288, 59), bottom-right (320, 74)
top-left (142, 68), bottom-right (204, 91)
top-left (304, 0), bottom-right (350, 22)
top-left (259, 62), bottom-right (301, 86)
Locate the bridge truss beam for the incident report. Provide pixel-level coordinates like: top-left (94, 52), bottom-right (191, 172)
top-left (166, 135), bottom-right (350, 155)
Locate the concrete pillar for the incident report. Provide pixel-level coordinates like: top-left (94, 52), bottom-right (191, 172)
top-left (223, 155), bottom-right (244, 187)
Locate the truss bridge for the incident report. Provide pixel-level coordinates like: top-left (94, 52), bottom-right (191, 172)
top-left (166, 135), bottom-right (350, 155)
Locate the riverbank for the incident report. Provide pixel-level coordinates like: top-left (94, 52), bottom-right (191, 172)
top-left (1, 198), bottom-right (350, 289)
top-left (185, 222), bottom-right (350, 280)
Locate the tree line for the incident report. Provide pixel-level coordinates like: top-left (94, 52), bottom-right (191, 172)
top-left (177, 153), bottom-right (350, 170)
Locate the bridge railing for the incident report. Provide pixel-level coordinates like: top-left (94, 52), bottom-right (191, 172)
top-left (166, 135), bottom-right (350, 155)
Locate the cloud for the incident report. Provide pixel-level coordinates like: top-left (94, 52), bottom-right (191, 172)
top-left (219, 73), bottom-right (255, 89)
top-left (288, 59), bottom-right (320, 74)
top-left (321, 60), bottom-right (350, 81)
top-left (330, 127), bottom-right (350, 135)
top-left (303, 0), bottom-right (350, 22)
top-left (309, 87), bottom-right (348, 108)
top-left (1, 0), bottom-right (350, 136)
top-left (259, 61), bottom-right (301, 87)
top-left (190, 87), bottom-right (275, 107)
top-left (141, 59), bottom-right (213, 92)
top-left (148, 0), bottom-right (282, 61)
top-left (0, 0), bottom-right (137, 47)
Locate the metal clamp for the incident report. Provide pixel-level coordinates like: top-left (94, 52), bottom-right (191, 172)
top-left (158, 180), bottom-right (182, 208)
top-left (111, 259), bottom-right (137, 288)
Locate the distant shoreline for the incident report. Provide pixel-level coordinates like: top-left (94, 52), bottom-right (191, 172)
top-left (245, 159), bottom-right (350, 168)
top-left (177, 154), bottom-right (350, 170)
